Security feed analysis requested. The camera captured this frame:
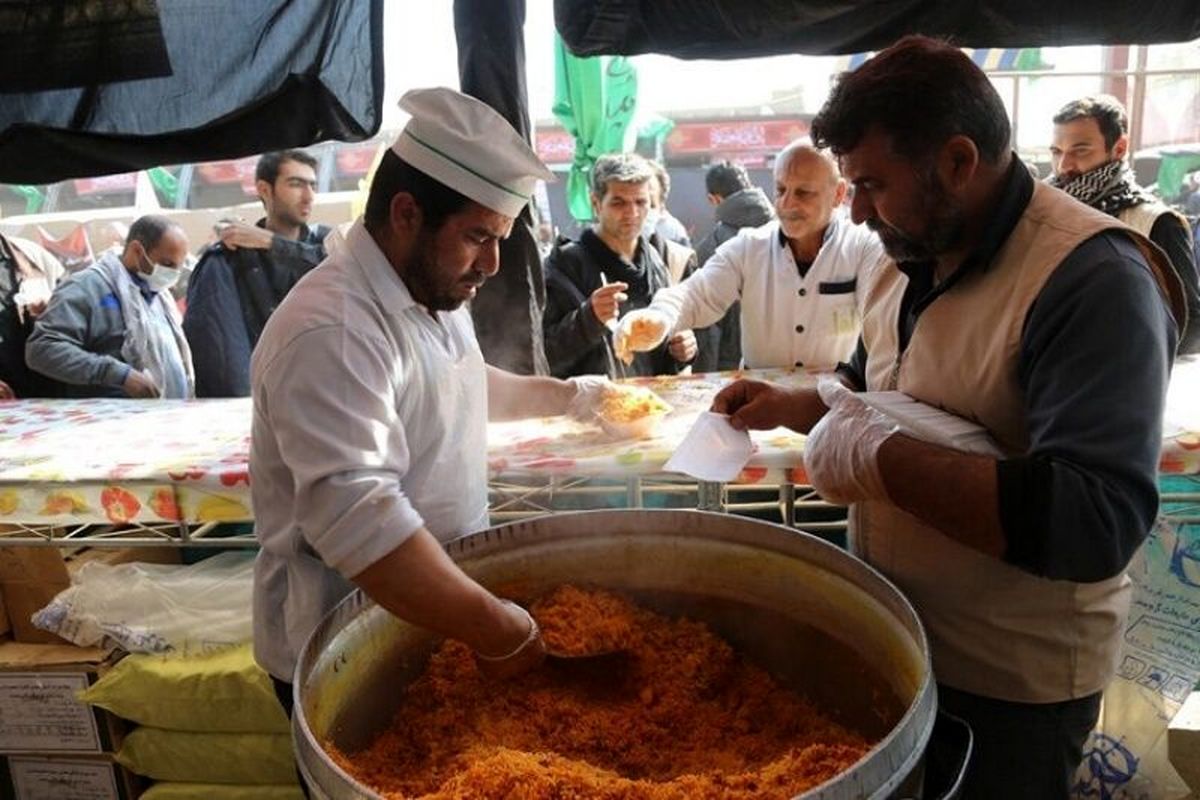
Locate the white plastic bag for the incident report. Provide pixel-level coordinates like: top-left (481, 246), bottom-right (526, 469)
top-left (32, 552), bottom-right (254, 655)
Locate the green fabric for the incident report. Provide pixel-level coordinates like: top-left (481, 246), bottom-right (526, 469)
top-left (11, 185), bottom-right (45, 214)
top-left (1014, 48), bottom-right (1051, 71)
top-left (147, 167), bottom-right (180, 207)
top-left (78, 643), bottom-right (289, 733)
top-left (552, 34), bottom-right (638, 222)
top-left (1156, 152), bottom-right (1200, 200)
top-left (116, 727), bottom-right (296, 784)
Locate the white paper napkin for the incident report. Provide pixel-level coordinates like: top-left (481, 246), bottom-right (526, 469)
top-left (663, 411), bottom-right (754, 482)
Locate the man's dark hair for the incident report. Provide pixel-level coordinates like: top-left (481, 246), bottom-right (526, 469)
top-left (705, 161), bottom-right (752, 198)
top-left (126, 215), bottom-right (179, 250)
top-left (255, 149), bottom-right (319, 185)
top-left (1053, 95), bottom-right (1128, 151)
top-left (363, 150), bottom-right (472, 234)
top-left (811, 35), bottom-right (1011, 165)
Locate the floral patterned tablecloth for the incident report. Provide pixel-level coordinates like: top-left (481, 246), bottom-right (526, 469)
top-left (0, 361), bottom-right (1197, 527)
top-left (490, 359), bottom-right (1200, 483)
top-left (487, 368), bottom-right (818, 485)
top-left (0, 398), bottom-right (252, 526)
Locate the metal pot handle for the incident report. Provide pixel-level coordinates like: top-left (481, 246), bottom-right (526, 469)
top-left (902, 710), bottom-right (973, 800)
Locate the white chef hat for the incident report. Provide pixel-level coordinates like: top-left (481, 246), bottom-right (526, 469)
top-left (391, 87), bottom-right (554, 219)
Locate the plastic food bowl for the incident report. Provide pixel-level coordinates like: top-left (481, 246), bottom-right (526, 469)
top-left (596, 387), bottom-right (671, 440)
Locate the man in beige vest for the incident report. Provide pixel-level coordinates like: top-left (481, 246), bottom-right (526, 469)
top-left (713, 36), bottom-right (1183, 800)
top-left (1049, 94), bottom-right (1199, 354)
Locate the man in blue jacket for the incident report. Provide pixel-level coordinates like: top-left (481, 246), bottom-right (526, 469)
top-left (184, 150), bottom-right (331, 397)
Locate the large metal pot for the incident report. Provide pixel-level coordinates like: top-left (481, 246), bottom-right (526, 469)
top-left (294, 510), bottom-right (939, 799)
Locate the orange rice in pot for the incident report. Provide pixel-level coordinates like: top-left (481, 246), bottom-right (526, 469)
top-left (331, 586), bottom-right (872, 799)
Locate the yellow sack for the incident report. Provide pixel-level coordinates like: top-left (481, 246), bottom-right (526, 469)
top-left (141, 783), bottom-right (305, 800)
top-left (116, 727), bottom-right (296, 785)
top-left (78, 643), bottom-right (288, 733)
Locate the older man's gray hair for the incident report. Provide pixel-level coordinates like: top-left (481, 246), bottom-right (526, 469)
top-left (590, 152), bottom-right (654, 200)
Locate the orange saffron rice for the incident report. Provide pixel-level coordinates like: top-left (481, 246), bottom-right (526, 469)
top-left (331, 586), bottom-right (873, 799)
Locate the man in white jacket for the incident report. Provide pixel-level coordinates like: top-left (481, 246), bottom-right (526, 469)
top-left (615, 141), bottom-right (888, 370)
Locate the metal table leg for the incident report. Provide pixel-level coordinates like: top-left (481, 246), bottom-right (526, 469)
top-left (697, 481), bottom-right (725, 512)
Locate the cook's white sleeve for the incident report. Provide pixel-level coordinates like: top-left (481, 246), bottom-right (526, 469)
top-left (651, 236), bottom-right (747, 333)
top-left (258, 325), bottom-right (423, 578)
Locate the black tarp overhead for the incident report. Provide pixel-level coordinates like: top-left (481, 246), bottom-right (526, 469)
top-left (455, 0), bottom-right (552, 375)
top-left (0, 0), bottom-right (384, 184)
top-left (554, 0), bottom-right (1200, 58)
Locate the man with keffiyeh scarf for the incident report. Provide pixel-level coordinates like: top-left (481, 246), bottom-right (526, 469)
top-left (1050, 95), bottom-right (1199, 353)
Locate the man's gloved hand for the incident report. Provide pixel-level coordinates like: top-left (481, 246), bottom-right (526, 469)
top-left (473, 600), bottom-right (546, 680)
top-left (804, 380), bottom-right (898, 505)
top-left (613, 308), bottom-right (671, 364)
top-left (565, 375), bottom-right (615, 421)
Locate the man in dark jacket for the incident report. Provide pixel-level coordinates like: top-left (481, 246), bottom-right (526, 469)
top-left (691, 161), bottom-right (776, 371)
top-left (1049, 95), bottom-right (1200, 354)
top-left (544, 153), bottom-right (696, 378)
top-left (184, 150), bottom-right (331, 397)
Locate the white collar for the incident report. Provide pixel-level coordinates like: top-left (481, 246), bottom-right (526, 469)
top-left (346, 220), bottom-right (419, 315)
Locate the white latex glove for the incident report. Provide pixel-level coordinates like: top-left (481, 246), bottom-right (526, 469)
top-left (613, 308), bottom-right (671, 365)
top-left (803, 379), bottom-right (899, 505)
top-left (566, 375), bottom-right (615, 421)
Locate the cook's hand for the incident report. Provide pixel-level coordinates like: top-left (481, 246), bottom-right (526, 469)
top-left (589, 282), bottom-right (628, 327)
top-left (613, 308), bottom-right (670, 364)
top-left (711, 379), bottom-right (798, 431)
top-left (0, 380), bottom-right (14, 400)
top-left (123, 369), bottom-right (161, 399)
top-left (218, 220), bottom-right (274, 251)
top-left (803, 380), bottom-right (898, 505)
top-left (668, 330), bottom-right (697, 363)
top-left (473, 601), bottom-right (546, 680)
top-left (565, 375), bottom-right (614, 422)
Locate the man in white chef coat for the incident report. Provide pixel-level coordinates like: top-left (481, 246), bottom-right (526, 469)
top-left (614, 140), bottom-right (889, 370)
top-left (250, 88), bottom-right (610, 706)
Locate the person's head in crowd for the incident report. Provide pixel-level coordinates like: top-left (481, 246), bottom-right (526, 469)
top-left (590, 152), bottom-right (655, 250)
top-left (365, 87), bottom-right (552, 312)
top-left (705, 160), bottom-right (753, 205)
top-left (772, 140), bottom-right (846, 245)
top-left (1049, 95), bottom-right (1129, 183)
top-left (811, 34), bottom-right (1013, 263)
top-left (122, 215), bottom-right (188, 292)
top-left (255, 150), bottom-right (319, 235)
top-left (647, 159), bottom-right (672, 215)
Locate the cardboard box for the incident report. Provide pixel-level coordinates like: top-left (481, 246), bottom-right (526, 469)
top-left (0, 548), bottom-right (70, 645)
top-left (0, 589), bottom-right (10, 638)
top-left (0, 753), bottom-right (141, 800)
top-left (0, 546), bottom-right (181, 645)
top-left (1168, 689), bottom-right (1200, 796)
top-left (0, 640), bottom-right (124, 754)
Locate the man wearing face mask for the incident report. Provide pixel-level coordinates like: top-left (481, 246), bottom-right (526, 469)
top-left (1049, 95), bottom-right (1200, 354)
top-left (26, 215), bottom-right (193, 399)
